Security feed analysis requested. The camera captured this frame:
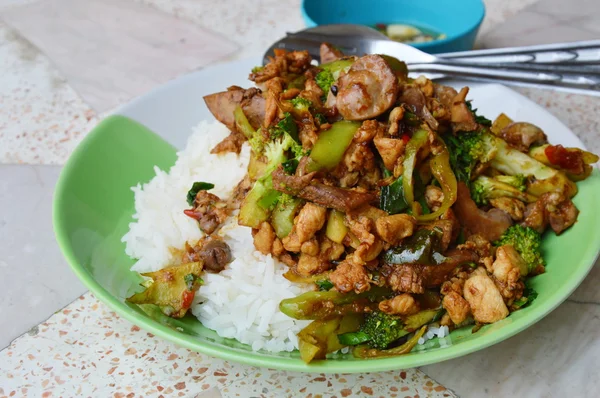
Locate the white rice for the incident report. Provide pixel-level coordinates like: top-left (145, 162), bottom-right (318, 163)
top-left (417, 324), bottom-right (450, 346)
top-left (122, 121), bottom-right (310, 352)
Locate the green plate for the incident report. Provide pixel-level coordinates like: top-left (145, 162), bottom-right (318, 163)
top-left (53, 59), bottom-right (600, 373)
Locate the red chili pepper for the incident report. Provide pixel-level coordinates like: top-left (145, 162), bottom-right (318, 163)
top-left (544, 144), bottom-right (582, 174)
top-left (375, 23), bottom-right (387, 30)
top-left (401, 134), bottom-right (411, 144)
top-left (183, 209), bottom-right (199, 220)
top-left (181, 290), bottom-right (195, 310)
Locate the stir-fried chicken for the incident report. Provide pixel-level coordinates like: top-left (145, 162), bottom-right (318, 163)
top-left (379, 293), bottom-right (420, 315)
top-left (522, 192), bottom-right (579, 234)
top-left (499, 122), bottom-right (547, 152)
top-left (489, 197), bottom-right (526, 221)
top-left (463, 268), bottom-right (509, 324)
top-left (253, 221), bottom-right (276, 255)
top-left (491, 245), bottom-right (525, 302)
top-left (250, 49), bottom-right (311, 83)
top-left (375, 214), bottom-right (416, 245)
top-left (329, 258), bottom-right (371, 293)
top-left (442, 291), bottom-right (471, 325)
top-left (450, 87), bottom-right (478, 133)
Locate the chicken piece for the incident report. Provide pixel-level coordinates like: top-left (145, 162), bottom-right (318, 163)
top-left (441, 269), bottom-right (472, 296)
top-left (294, 203), bottom-right (327, 243)
top-left (300, 238), bottom-right (320, 256)
top-left (442, 291), bottom-right (471, 325)
top-left (229, 175), bottom-right (252, 210)
top-left (272, 238), bottom-right (284, 257)
top-left (384, 264), bottom-right (425, 294)
top-left (320, 42), bottom-right (344, 64)
top-left (457, 234), bottom-right (493, 259)
top-left (522, 192), bottom-right (579, 235)
top-left (253, 222), bottom-right (276, 255)
top-left (263, 78), bottom-right (284, 128)
top-left (282, 229), bottom-right (302, 252)
top-left (424, 185), bottom-right (444, 212)
top-left (433, 84), bottom-right (458, 110)
top-left (414, 75), bottom-right (434, 97)
top-left (346, 215), bottom-right (375, 245)
top-left (320, 237), bottom-right (345, 261)
top-left (296, 252), bottom-right (328, 276)
top-left (499, 122), bottom-right (547, 152)
top-left (329, 260), bottom-right (371, 293)
top-left (375, 214), bottom-right (416, 245)
top-left (374, 136), bottom-right (405, 172)
top-left (492, 245), bottom-right (526, 301)
top-left (336, 55), bottom-right (400, 120)
top-left (379, 293), bottom-right (420, 315)
top-left (387, 106), bottom-right (405, 136)
top-left (451, 87), bottom-right (478, 133)
top-left (489, 197), bottom-right (526, 221)
top-left (184, 191), bottom-right (229, 234)
top-left (354, 238), bottom-right (385, 264)
top-left (356, 119), bottom-right (385, 143)
top-left (463, 270), bottom-right (509, 324)
top-left (250, 49), bottom-right (312, 83)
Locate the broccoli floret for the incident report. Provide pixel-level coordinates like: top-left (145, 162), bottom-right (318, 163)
top-left (495, 174), bottom-right (527, 191)
top-left (470, 176), bottom-right (535, 205)
top-left (495, 225), bottom-right (545, 275)
top-left (447, 131), bottom-right (573, 196)
top-left (358, 311), bottom-right (407, 350)
top-left (269, 112), bottom-right (298, 141)
top-left (290, 97), bottom-right (312, 112)
top-left (466, 101), bottom-right (492, 126)
top-left (315, 69), bottom-right (335, 96)
top-left (445, 131), bottom-right (496, 185)
top-left (251, 66), bottom-right (264, 74)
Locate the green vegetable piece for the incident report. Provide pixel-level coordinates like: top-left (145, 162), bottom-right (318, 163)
top-left (315, 69), bottom-right (335, 96)
top-left (353, 325), bottom-right (427, 358)
top-left (270, 112), bottom-right (299, 142)
top-left (127, 262), bottom-right (203, 318)
top-left (279, 287), bottom-right (392, 320)
top-left (494, 225), bottom-right (545, 275)
top-left (402, 129), bottom-right (429, 206)
top-left (319, 58), bottom-right (355, 76)
top-left (314, 113), bottom-right (327, 125)
top-left (233, 105), bottom-right (255, 139)
top-left (308, 121), bottom-right (361, 171)
top-left (186, 182), bottom-right (214, 206)
top-left (238, 181), bottom-right (272, 228)
top-left (290, 97), bottom-right (312, 112)
top-left (315, 279), bottom-right (334, 291)
top-left (383, 228), bottom-right (446, 265)
top-left (380, 176), bottom-right (409, 214)
top-left (470, 175), bottom-right (536, 206)
top-left (402, 308), bottom-right (440, 331)
top-left (513, 285), bottom-right (538, 309)
top-left (281, 158), bottom-right (299, 174)
top-left (251, 66), bottom-right (264, 74)
top-left (379, 54), bottom-right (409, 78)
top-left (337, 331), bottom-right (371, 346)
top-left (325, 209), bottom-right (348, 244)
top-left (357, 311), bottom-right (407, 350)
top-left (271, 195), bottom-right (303, 238)
top-left (495, 174), bottom-right (527, 191)
top-left (466, 101), bottom-right (492, 126)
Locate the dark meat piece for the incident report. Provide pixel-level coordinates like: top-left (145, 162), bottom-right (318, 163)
top-left (522, 192), bottom-right (579, 235)
top-left (184, 238), bottom-right (231, 273)
top-left (228, 175), bottom-right (252, 210)
top-left (210, 130), bottom-right (246, 154)
top-left (183, 191), bottom-right (229, 234)
top-left (320, 42), bottom-right (344, 64)
top-left (453, 182), bottom-right (513, 241)
top-left (271, 165), bottom-right (316, 191)
top-left (196, 239), bottom-right (231, 273)
top-left (336, 55), bottom-right (399, 121)
top-left (203, 87), bottom-right (265, 131)
top-left (398, 86), bottom-right (438, 130)
top-left (382, 249), bottom-right (478, 293)
top-left (499, 122), bottom-right (547, 152)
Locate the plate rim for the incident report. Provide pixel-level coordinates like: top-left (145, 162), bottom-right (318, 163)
top-left (54, 59), bottom-right (600, 373)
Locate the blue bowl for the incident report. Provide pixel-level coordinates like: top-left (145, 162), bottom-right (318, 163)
top-left (301, 0), bottom-right (485, 54)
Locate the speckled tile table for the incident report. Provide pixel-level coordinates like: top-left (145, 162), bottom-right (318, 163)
top-left (0, 0), bottom-right (599, 397)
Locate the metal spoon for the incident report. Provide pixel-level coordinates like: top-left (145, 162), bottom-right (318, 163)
top-left (263, 24), bottom-right (600, 96)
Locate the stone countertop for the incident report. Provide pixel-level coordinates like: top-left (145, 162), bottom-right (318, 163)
top-left (0, 0), bottom-right (599, 397)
